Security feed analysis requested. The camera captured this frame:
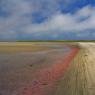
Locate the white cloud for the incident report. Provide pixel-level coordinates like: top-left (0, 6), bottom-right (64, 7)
top-left (0, 0), bottom-right (32, 36)
top-left (0, 0), bottom-right (95, 39)
top-left (28, 5), bottom-right (95, 33)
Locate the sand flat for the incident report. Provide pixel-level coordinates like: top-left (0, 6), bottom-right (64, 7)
top-left (0, 42), bottom-right (72, 95)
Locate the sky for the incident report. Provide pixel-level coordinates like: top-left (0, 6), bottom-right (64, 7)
top-left (0, 0), bottom-right (95, 40)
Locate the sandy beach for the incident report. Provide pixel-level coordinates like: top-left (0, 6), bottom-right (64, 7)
top-left (0, 42), bottom-right (95, 95)
top-left (55, 42), bottom-right (95, 95)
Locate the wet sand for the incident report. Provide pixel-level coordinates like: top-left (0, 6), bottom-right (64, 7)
top-left (0, 42), bottom-right (76, 95)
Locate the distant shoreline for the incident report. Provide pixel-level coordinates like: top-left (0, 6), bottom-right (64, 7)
top-left (0, 40), bottom-right (95, 42)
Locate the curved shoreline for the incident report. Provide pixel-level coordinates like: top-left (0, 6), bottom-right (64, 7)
top-left (12, 47), bottom-right (79, 95)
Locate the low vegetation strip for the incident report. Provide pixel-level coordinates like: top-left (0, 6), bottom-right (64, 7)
top-left (13, 47), bottom-right (79, 95)
top-left (16, 40), bottom-right (95, 42)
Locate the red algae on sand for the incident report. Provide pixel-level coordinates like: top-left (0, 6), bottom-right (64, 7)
top-left (14, 48), bottom-right (79, 95)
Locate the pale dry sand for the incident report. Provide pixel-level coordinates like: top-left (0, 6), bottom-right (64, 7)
top-left (55, 42), bottom-right (95, 95)
top-left (79, 42), bottom-right (95, 95)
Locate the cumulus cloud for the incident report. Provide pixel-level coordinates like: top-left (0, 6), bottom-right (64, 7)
top-left (29, 5), bottom-right (95, 32)
top-left (0, 0), bottom-right (95, 40)
top-left (0, 0), bottom-right (32, 39)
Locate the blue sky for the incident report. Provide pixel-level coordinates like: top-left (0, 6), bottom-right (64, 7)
top-left (0, 0), bottom-right (95, 40)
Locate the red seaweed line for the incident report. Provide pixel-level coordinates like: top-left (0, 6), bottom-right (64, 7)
top-left (14, 48), bottom-right (79, 95)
